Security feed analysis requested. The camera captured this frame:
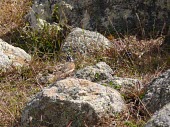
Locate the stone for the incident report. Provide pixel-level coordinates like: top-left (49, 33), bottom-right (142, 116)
top-left (142, 69), bottom-right (170, 113)
top-left (62, 28), bottom-right (113, 54)
top-left (21, 78), bottom-right (126, 127)
top-left (103, 77), bottom-right (143, 96)
top-left (75, 62), bottom-right (114, 82)
top-left (26, 0), bottom-right (72, 29)
top-left (75, 62), bottom-right (143, 95)
top-left (27, 0), bottom-right (170, 35)
top-left (145, 102), bottom-right (170, 127)
top-left (25, 0), bottom-right (52, 29)
top-left (0, 39), bottom-right (31, 70)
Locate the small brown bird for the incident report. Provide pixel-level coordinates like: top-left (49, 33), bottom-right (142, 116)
top-left (59, 55), bottom-right (75, 76)
top-left (51, 54), bottom-right (76, 80)
top-left (37, 54), bottom-right (75, 85)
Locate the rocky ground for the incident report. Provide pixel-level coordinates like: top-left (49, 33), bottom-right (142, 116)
top-left (0, 0), bottom-right (170, 127)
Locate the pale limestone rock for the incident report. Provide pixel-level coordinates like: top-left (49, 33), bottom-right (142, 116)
top-left (0, 39), bottom-right (31, 70)
top-left (75, 62), bottom-right (114, 82)
top-left (21, 78), bottom-right (126, 127)
top-left (62, 28), bottom-right (113, 54)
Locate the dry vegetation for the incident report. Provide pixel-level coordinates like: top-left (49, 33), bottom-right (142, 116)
top-left (0, 0), bottom-right (170, 127)
top-left (0, 0), bottom-right (31, 36)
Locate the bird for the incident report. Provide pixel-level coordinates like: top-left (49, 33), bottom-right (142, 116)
top-left (36, 54), bottom-right (75, 85)
top-left (57, 54), bottom-right (75, 76)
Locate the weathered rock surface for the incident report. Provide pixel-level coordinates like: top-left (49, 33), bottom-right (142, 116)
top-left (143, 69), bottom-right (170, 113)
top-left (75, 62), bottom-right (114, 81)
top-left (26, 0), bottom-right (73, 29)
top-left (145, 102), bottom-right (170, 127)
top-left (62, 28), bottom-right (113, 54)
top-left (0, 39), bottom-right (31, 69)
top-left (75, 62), bottom-right (143, 94)
top-left (28, 0), bottom-right (170, 35)
top-left (104, 77), bottom-right (143, 95)
top-left (21, 78), bottom-right (126, 127)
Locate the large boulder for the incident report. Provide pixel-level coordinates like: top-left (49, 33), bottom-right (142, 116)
top-left (21, 78), bottom-right (126, 127)
top-left (27, 0), bottom-right (170, 35)
top-left (142, 69), bottom-right (170, 113)
top-left (62, 28), bottom-right (113, 54)
top-left (145, 102), bottom-right (170, 127)
top-left (0, 39), bottom-right (31, 70)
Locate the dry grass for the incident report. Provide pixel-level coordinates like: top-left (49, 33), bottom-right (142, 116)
top-left (0, 58), bottom-right (150, 126)
top-left (105, 35), bottom-right (168, 78)
top-left (0, 0), bottom-right (31, 36)
top-left (0, 60), bottom-right (39, 126)
top-left (0, 58), bottom-right (63, 126)
top-left (73, 36), bottom-right (169, 127)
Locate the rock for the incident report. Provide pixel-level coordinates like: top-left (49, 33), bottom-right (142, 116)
top-left (27, 0), bottom-right (170, 35)
top-left (26, 0), bottom-right (72, 29)
top-left (26, 0), bottom-right (52, 29)
top-left (104, 77), bottom-right (143, 96)
top-left (0, 39), bottom-right (31, 70)
top-left (145, 102), bottom-right (170, 127)
top-left (142, 69), bottom-right (170, 113)
top-left (21, 78), bottom-right (126, 127)
top-left (75, 62), bottom-right (114, 82)
top-left (62, 28), bottom-right (113, 54)
top-left (75, 62), bottom-right (143, 95)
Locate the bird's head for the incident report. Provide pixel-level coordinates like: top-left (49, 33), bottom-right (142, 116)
top-left (66, 54), bottom-right (74, 62)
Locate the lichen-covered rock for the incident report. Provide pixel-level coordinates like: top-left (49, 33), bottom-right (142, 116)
top-left (0, 39), bottom-right (31, 70)
top-left (62, 28), bottom-right (113, 54)
top-left (26, 0), bottom-right (73, 29)
top-left (75, 62), bottom-right (143, 95)
top-left (145, 102), bottom-right (170, 127)
top-left (143, 69), bottom-right (170, 113)
top-left (26, 0), bottom-right (52, 29)
top-left (75, 62), bottom-right (114, 82)
top-left (103, 77), bottom-right (143, 95)
top-left (21, 78), bottom-right (126, 127)
top-left (28, 0), bottom-right (170, 35)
